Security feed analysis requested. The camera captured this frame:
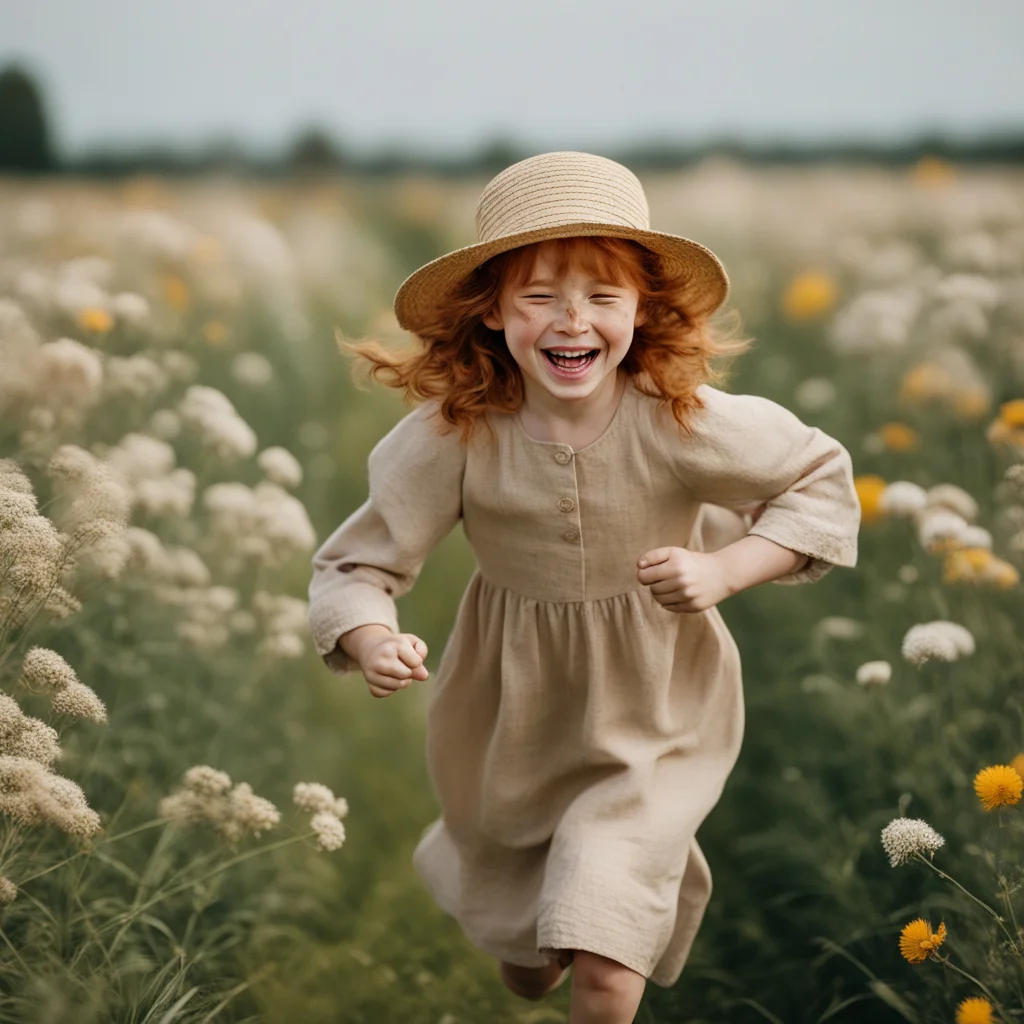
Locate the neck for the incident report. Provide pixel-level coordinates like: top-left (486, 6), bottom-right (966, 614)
top-left (521, 368), bottom-right (626, 428)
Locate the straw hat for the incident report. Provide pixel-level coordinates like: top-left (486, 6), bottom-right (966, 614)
top-left (393, 150), bottom-right (730, 334)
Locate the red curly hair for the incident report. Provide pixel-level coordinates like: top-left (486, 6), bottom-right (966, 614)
top-left (339, 236), bottom-right (751, 443)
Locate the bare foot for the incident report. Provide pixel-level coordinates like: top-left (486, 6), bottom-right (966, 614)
top-left (500, 951), bottom-right (574, 1000)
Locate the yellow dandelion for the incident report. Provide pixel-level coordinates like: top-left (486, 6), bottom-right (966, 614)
top-left (983, 558), bottom-right (1020, 590)
top-left (76, 307), bottom-right (114, 334)
top-left (898, 918), bottom-right (947, 963)
top-left (879, 422), bottom-right (919, 453)
top-left (986, 417), bottom-right (1024, 451)
top-left (899, 361), bottom-right (954, 404)
top-left (943, 547), bottom-right (995, 584)
top-left (911, 156), bottom-right (957, 188)
top-left (781, 271), bottom-right (838, 322)
top-left (202, 320), bottom-right (228, 345)
top-left (956, 996), bottom-right (993, 1024)
top-left (162, 274), bottom-right (190, 312)
top-left (974, 764), bottom-right (1023, 811)
top-left (952, 386), bottom-right (992, 421)
top-left (855, 475), bottom-right (888, 525)
top-left (1009, 753), bottom-right (1024, 784)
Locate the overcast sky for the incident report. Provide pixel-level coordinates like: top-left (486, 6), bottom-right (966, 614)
top-left (2, 0), bottom-right (1023, 158)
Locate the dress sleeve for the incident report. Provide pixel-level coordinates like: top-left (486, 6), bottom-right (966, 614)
top-left (308, 400), bottom-right (466, 674)
top-left (652, 385), bottom-right (860, 585)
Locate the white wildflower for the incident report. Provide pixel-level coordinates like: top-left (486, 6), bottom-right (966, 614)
top-left (178, 386), bottom-right (257, 459)
top-left (957, 525), bottom-right (993, 550)
top-left (881, 817), bottom-right (945, 867)
top-left (293, 782), bottom-right (338, 814)
top-left (103, 355), bottom-right (168, 399)
top-left (0, 876), bottom-right (17, 905)
top-left (793, 377), bottom-right (836, 412)
top-left (148, 409), bottom-right (182, 440)
top-left (257, 447), bottom-right (303, 489)
top-left (901, 620), bottom-right (973, 666)
top-left (880, 481), bottom-right (928, 517)
top-left (135, 469), bottom-right (196, 518)
top-left (926, 483), bottom-right (978, 522)
top-left (231, 352), bottom-right (274, 387)
top-left (856, 661), bottom-right (892, 687)
top-left (51, 682), bottom-right (107, 724)
top-left (21, 648), bottom-right (78, 692)
top-left (916, 509), bottom-right (968, 551)
top-left (36, 338), bottom-right (104, 410)
top-left (257, 633), bottom-right (305, 659)
top-left (223, 783), bottom-right (280, 839)
top-left (110, 291), bottom-right (151, 326)
top-left (816, 616), bottom-right (865, 640)
top-left (182, 765), bottom-right (232, 797)
top-left (310, 811), bottom-right (346, 852)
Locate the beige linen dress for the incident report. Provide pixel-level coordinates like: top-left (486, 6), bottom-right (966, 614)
top-left (308, 375), bottom-right (860, 987)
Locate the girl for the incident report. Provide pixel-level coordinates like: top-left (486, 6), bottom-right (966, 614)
top-left (309, 151), bottom-right (860, 1023)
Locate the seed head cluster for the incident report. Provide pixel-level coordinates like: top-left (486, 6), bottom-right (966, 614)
top-left (880, 817), bottom-right (945, 867)
top-left (160, 766), bottom-right (281, 841)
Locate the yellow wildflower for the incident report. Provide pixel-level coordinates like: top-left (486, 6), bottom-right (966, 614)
top-left (76, 307), bottom-right (114, 334)
top-left (952, 386), bottom-right (992, 421)
top-left (203, 320), bottom-right (228, 345)
top-left (855, 475), bottom-right (888, 525)
top-left (162, 274), bottom-right (190, 312)
top-left (983, 558), bottom-right (1020, 589)
top-left (879, 422), bottom-right (919, 452)
top-left (911, 156), bottom-right (956, 188)
top-left (1009, 753), bottom-right (1024, 784)
top-left (943, 547), bottom-right (995, 584)
top-left (974, 764), bottom-right (1023, 811)
top-left (781, 271), bottom-right (838, 322)
top-left (898, 917), bottom-right (947, 963)
top-left (956, 996), bottom-right (993, 1024)
top-left (899, 362), bottom-right (953, 404)
top-left (999, 399), bottom-right (1024, 428)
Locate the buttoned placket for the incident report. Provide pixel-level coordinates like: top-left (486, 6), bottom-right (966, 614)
top-left (552, 445), bottom-right (585, 598)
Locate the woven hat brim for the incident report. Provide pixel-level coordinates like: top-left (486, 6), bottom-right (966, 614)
top-left (393, 222), bottom-right (730, 334)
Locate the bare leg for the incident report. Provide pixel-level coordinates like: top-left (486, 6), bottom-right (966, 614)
top-left (568, 950), bottom-right (647, 1024)
top-left (500, 950), bottom-right (574, 1000)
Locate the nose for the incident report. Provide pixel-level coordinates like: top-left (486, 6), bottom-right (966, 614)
top-left (556, 301), bottom-right (589, 336)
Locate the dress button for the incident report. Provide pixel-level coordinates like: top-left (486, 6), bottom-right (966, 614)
top-left (557, 497), bottom-right (575, 513)
top-left (554, 450), bottom-right (571, 464)
top-left (563, 529), bottom-right (579, 542)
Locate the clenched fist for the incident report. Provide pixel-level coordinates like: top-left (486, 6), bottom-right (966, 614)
top-left (340, 624), bottom-right (430, 699)
top-left (637, 546), bottom-right (731, 613)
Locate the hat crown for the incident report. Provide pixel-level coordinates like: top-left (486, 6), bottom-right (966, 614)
top-left (475, 151), bottom-right (651, 243)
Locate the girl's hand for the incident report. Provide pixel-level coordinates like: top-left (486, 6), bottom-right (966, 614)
top-left (360, 632), bottom-right (430, 699)
top-left (637, 546), bottom-right (731, 613)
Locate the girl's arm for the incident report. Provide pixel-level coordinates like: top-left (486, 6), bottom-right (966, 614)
top-left (308, 400), bottom-right (467, 675)
top-left (652, 385), bottom-right (860, 586)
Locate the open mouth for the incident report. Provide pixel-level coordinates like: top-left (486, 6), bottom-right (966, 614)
top-left (543, 350), bottom-right (600, 372)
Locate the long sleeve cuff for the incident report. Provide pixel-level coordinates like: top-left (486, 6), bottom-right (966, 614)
top-left (747, 506), bottom-right (858, 586)
top-left (308, 581), bottom-right (399, 674)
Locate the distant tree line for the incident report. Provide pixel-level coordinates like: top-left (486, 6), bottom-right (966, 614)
top-left (3, 62), bottom-right (1023, 179)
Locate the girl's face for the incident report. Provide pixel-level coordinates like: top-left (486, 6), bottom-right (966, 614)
top-left (482, 240), bottom-right (646, 407)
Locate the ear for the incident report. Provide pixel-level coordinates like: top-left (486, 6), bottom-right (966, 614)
top-left (482, 306), bottom-right (504, 331)
top-left (634, 304), bottom-right (649, 328)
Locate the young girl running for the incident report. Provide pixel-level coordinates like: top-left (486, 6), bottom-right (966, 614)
top-left (309, 151), bottom-right (861, 1023)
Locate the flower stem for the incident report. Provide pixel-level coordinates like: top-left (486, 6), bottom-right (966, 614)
top-left (933, 953), bottom-right (1009, 1019)
top-left (916, 854), bottom-right (1022, 956)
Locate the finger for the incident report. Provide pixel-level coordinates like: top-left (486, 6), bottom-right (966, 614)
top-left (649, 580), bottom-right (683, 597)
top-left (637, 547), bottom-right (674, 569)
top-left (395, 644), bottom-right (424, 671)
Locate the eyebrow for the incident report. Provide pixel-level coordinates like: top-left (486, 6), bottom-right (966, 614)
top-left (518, 277), bottom-right (624, 288)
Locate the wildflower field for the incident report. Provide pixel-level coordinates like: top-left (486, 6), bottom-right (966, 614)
top-left (0, 159), bottom-right (1022, 1024)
